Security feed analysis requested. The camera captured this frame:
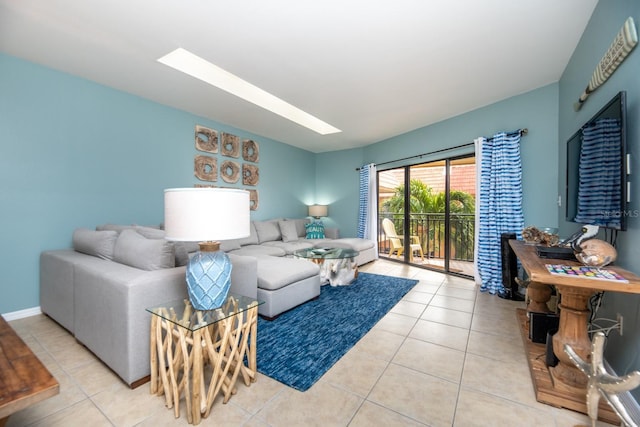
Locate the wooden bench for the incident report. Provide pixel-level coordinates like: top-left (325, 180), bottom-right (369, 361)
top-left (0, 316), bottom-right (59, 426)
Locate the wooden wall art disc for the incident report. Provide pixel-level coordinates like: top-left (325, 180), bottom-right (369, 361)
top-left (242, 139), bottom-right (259, 162)
top-left (220, 160), bottom-right (240, 184)
top-left (249, 189), bottom-right (258, 210)
top-left (194, 155), bottom-right (218, 182)
top-left (242, 164), bottom-right (259, 186)
top-left (221, 133), bottom-right (240, 158)
top-left (195, 125), bottom-right (219, 153)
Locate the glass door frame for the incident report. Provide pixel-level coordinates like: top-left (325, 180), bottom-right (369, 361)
top-left (377, 153), bottom-right (475, 278)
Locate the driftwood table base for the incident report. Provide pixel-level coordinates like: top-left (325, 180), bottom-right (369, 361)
top-left (149, 297), bottom-right (259, 425)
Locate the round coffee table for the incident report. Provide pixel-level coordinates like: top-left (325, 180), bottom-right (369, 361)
top-left (293, 247), bottom-right (359, 286)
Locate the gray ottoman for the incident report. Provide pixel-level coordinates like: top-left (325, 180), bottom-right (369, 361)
top-left (256, 256), bottom-right (321, 319)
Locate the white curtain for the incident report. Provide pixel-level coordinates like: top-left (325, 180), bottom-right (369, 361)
top-left (358, 163), bottom-right (379, 258)
top-left (473, 137), bottom-right (484, 285)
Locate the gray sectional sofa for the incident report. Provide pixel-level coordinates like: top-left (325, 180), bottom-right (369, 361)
top-left (221, 218), bottom-right (377, 267)
top-left (39, 219), bottom-right (375, 387)
top-left (40, 231), bottom-right (258, 388)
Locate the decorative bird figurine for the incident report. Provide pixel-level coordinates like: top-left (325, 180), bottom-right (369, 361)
top-left (562, 225), bottom-right (618, 270)
top-left (560, 225), bottom-right (600, 251)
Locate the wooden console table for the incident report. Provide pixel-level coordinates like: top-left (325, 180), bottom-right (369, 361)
top-left (147, 295), bottom-right (261, 425)
top-left (0, 316), bottom-right (59, 427)
top-left (510, 239), bottom-right (640, 424)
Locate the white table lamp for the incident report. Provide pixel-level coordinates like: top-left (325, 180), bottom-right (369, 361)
top-left (164, 188), bottom-right (250, 310)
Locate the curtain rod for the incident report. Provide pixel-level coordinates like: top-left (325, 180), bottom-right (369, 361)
top-left (356, 128), bottom-right (528, 171)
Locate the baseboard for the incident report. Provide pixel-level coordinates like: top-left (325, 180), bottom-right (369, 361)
top-left (1, 306), bottom-right (42, 321)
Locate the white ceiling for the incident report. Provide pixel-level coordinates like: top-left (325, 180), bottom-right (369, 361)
top-left (0, 0), bottom-right (598, 153)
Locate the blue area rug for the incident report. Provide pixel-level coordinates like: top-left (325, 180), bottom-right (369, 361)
top-left (256, 272), bottom-right (418, 391)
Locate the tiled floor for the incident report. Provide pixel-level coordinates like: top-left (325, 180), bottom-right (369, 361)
top-left (6, 259), bottom-right (615, 426)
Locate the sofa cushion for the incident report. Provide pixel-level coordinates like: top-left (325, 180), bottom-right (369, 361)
top-left (305, 222), bottom-right (325, 239)
top-left (255, 220), bottom-right (282, 243)
top-left (72, 228), bottom-right (118, 260)
top-left (134, 226), bottom-right (189, 267)
top-left (285, 218), bottom-right (310, 238)
top-left (220, 239), bottom-right (242, 252)
top-left (262, 240), bottom-right (314, 255)
top-left (181, 241), bottom-right (200, 253)
top-left (113, 229), bottom-right (175, 270)
top-left (173, 244), bottom-right (190, 267)
top-left (325, 238), bottom-right (375, 251)
top-left (256, 257), bottom-right (319, 291)
top-left (134, 226), bottom-right (165, 239)
top-left (228, 245), bottom-right (286, 257)
top-left (278, 220), bottom-right (299, 243)
top-left (95, 223), bottom-right (136, 233)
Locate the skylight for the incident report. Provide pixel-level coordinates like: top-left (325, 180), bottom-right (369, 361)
top-left (158, 48), bottom-right (341, 135)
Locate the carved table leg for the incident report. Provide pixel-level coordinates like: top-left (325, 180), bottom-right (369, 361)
top-left (527, 281), bottom-right (553, 313)
top-left (550, 285), bottom-right (594, 390)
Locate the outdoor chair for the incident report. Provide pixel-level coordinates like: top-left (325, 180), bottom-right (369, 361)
top-left (381, 218), bottom-right (425, 262)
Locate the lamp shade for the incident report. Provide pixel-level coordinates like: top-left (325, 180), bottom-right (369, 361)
top-left (164, 188), bottom-right (250, 310)
top-left (308, 204), bottom-right (328, 218)
top-left (164, 188), bottom-right (250, 242)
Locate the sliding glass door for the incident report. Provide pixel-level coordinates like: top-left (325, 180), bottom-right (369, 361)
top-left (378, 155), bottom-right (475, 277)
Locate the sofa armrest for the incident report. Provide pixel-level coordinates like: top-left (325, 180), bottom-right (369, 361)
top-left (40, 250), bottom-right (92, 333)
top-left (73, 262), bottom-right (189, 385)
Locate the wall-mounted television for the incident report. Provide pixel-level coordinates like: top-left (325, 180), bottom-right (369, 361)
top-left (566, 91), bottom-right (628, 231)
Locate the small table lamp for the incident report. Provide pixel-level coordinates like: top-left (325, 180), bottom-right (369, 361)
top-left (164, 188), bottom-right (250, 310)
top-left (308, 204), bottom-right (328, 220)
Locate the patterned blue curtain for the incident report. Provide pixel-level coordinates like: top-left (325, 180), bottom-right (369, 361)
top-left (476, 132), bottom-right (524, 294)
top-left (358, 164), bottom-right (378, 256)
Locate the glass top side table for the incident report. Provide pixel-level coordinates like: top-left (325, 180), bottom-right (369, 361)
top-left (147, 294), bottom-right (263, 425)
top-left (146, 293), bottom-right (262, 331)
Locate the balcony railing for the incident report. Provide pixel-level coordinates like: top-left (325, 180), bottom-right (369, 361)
top-left (378, 213), bottom-right (475, 262)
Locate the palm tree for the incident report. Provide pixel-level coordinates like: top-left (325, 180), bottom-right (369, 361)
top-left (382, 179), bottom-right (475, 259)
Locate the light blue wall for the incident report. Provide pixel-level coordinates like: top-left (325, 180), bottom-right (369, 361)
top-left (315, 148), bottom-right (365, 236)
top-left (557, 0), bottom-right (640, 397)
top-left (0, 53), bottom-right (316, 314)
top-left (318, 83), bottom-right (560, 236)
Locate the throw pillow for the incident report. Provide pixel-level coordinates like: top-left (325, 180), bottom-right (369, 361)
top-left (279, 220), bottom-right (299, 243)
top-left (305, 222), bottom-right (325, 239)
top-left (284, 218), bottom-right (310, 238)
top-left (173, 243), bottom-right (190, 267)
top-left (134, 226), bottom-right (165, 239)
top-left (95, 223), bottom-right (135, 233)
top-left (73, 228), bottom-right (118, 260)
top-left (113, 229), bottom-right (175, 270)
top-left (254, 220), bottom-right (282, 243)
top-left (134, 226), bottom-right (190, 267)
